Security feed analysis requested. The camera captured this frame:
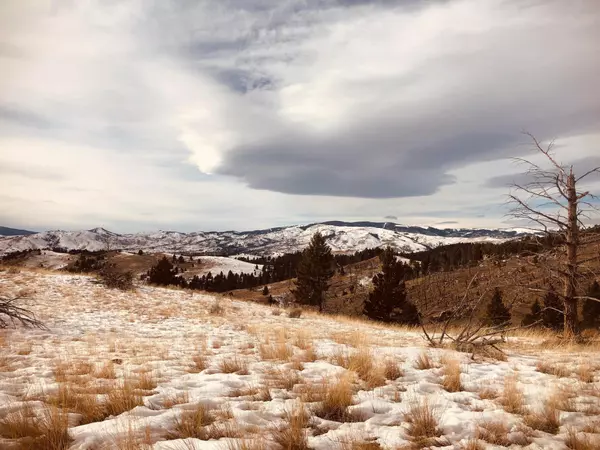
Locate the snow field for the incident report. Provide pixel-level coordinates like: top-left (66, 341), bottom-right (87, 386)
top-left (0, 270), bottom-right (599, 449)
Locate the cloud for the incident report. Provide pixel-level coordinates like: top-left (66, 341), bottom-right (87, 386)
top-left (384, 215), bottom-right (398, 220)
top-left (0, 0), bottom-right (598, 231)
top-left (212, 0), bottom-right (600, 197)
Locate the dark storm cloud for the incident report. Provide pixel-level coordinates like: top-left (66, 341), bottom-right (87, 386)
top-left (214, 0), bottom-right (600, 199)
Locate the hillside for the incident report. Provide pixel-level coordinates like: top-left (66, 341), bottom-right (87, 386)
top-left (0, 222), bottom-right (527, 257)
top-left (0, 226), bottom-right (35, 236)
top-left (237, 239), bottom-right (600, 326)
top-left (0, 269), bottom-right (598, 449)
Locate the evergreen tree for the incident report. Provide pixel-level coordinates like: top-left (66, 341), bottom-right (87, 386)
top-left (292, 232), bottom-right (334, 311)
top-left (148, 256), bottom-right (180, 286)
top-left (522, 299), bottom-right (542, 326)
top-left (363, 247), bottom-right (420, 325)
top-left (542, 287), bottom-right (563, 331)
top-left (486, 288), bottom-right (511, 327)
top-left (582, 281), bottom-right (600, 329)
top-left (262, 285), bottom-right (270, 296)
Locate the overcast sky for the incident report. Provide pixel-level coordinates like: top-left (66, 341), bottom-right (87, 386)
top-left (1, 0), bottom-right (599, 233)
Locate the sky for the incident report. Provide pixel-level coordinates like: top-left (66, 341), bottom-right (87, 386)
top-left (0, 0), bottom-right (599, 233)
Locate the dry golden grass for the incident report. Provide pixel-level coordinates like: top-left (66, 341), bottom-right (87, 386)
top-left (459, 438), bottom-right (485, 450)
top-left (524, 399), bottom-right (561, 434)
top-left (477, 386), bottom-right (498, 400)
top-left (499, 375), bottom-right (524, 414)
top-left (476, 420), bottom-right (511, 446)
top-left (113, 422), bottom-right (153, 450)
top-left (259, 341), bottom-right (294, 361)
top-left (292, 330), bottom-right (313, 350)
top-left (331, 330), bottom-right (368, 347)
top-left (135, 371), bottom-right (158, 391)
top-left (218, 355), bottom-right (249, 374)
top-left (159, 391), bottom-right (190, 409)
top-left (105, 379), bottom-right (144, 417)
top-left (170, 403), bottom-right (216, 439)
top-left (95, 361), bottom-right (117, 379)
top-left (331, 347), bottom-right (382, 387)
top-left (0, 404), bottom-right (72, 450)
top-left (403, 397), bottom-right (445, 449)
top-left (565, 427), bottom-right (598, 450)
top-left (16, 341), bottom-right (33, 355)
top-left (413, 351), bottom-right (434, 370)
top-left (383, 358), bottom-right (404, 380)
top-left (577, 364), bottom-right (595, 383)
top-left (271, 403), bottom-right (310, 450)
top-left (299, 345), bottom-right (318, 362)
top-left (441, 358), bottom-right (462, 392)
top-left (265, 367), bottom-right (302, 390)
top-left (47, 383), bottom-right (105, 424)
top-left (314, 375), bottom-right (356, 422)
top-left (536, 360), bottom-right (570, 378)
top-left (188, 354), bottom-right (208, 373)
top-left (225, 437), bottom-right (268, 450)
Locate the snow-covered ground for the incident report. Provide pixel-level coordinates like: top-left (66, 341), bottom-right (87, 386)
top-left (194, 256), bottom-right (263, 276)
top-left (0, 270), bottom-right (599, 449)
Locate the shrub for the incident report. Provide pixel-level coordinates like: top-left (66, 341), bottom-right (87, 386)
top-left (99, 266), bottom-right (134, 290)
top-left (288, 308), bottom-right (303, 318)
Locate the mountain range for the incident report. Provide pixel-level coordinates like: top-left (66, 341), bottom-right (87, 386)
top-left (0, 221), bottom-right (531, 256)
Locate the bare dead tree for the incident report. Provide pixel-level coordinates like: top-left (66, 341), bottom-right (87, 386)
top-left (0, 295), bottom-right (45, 329)
top-left (508, 132), bottom-right (600, 338)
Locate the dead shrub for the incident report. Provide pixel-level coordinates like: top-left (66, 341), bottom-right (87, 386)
top-left (99, 267), bottom-right (134, 290)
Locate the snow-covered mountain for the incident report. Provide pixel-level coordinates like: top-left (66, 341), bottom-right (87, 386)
top-left (0, 221), bottom-right (528, 256)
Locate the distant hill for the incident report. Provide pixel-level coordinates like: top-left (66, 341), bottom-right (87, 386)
top-left (0, 226), bottom-right (35, 236)
top-left (0, 222), bottom-right (530, 256)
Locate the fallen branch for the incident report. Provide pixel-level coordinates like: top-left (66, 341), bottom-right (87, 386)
top-left (0, 295), bottom-right (46, 329)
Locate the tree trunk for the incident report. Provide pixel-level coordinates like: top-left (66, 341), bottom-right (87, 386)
top-left (564, 170), bottom-right (579, 338)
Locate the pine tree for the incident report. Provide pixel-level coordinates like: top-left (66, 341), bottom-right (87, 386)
top-left (486, 288), bottom-right (511, 327)
top-left (582, 281), bottom-right (600, 329)
top-left (292, 232), bottom-right (334, 311)
top-left (363, 247), bottom-right (420, 325)
top-left (522, 299), bottom-right (542, 326)
top-left (148, 256), bottom-right (179, 286)
top-left (262, 285), bottom-right (270, 296)
top-left (542, 287), bottom-right (563, 331)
